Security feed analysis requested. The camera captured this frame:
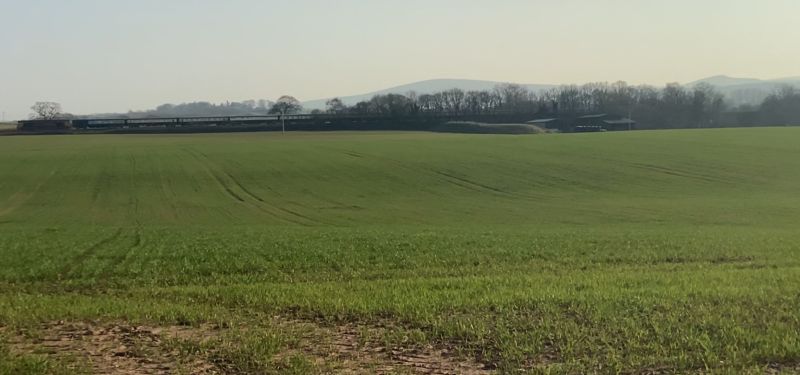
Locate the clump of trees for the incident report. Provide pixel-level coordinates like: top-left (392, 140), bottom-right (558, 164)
top-left (120, 100), bottom-right (272, 118)
top-left (759, 86), bottom-right (800, 125)
top-left (120, 97), bottom-right (305, 118)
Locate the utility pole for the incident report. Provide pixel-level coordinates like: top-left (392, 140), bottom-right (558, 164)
top-left (628, 93), bottom-right (634, 131)
top-left (281, 112), bottom-right (285, 134)
top-left (628, 108), bottom-right (632, 131)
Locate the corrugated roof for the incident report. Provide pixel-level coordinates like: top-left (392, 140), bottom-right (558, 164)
top-left (527, 118), bottom-right (558, 123)
top-left (603, 118), bottom-right (636, 125)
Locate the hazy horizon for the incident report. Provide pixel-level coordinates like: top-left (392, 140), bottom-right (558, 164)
top-left (2, 0), bottom-right (799, 120)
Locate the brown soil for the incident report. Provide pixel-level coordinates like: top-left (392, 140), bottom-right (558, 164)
top-left (3, 319), bottom-right (494, 375)
top-left (276, 319), bottom-right (493, 374)
top-left (766, 362), bottom-right (800, 374)
top-left (4, 321), bottom-right (221, 374)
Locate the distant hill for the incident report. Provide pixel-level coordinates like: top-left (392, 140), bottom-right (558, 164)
top-left (689, 75), bottom-right (800, 87)
top-left (302, 79), bottom-right (557, 110)
top-left (78, 75), bottom-right (799, 118)
top-left (689, 75), bottom-right (800, 106)
top-left (687, 75), bottom-right (764, 87)
top-left (304, 76), bottom-right (800, 110)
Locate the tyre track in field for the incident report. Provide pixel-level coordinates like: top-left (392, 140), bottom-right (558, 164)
top-left (325, 147), bottom-right (441, 196)
top-left (128, 155), bottom-right (142, 221)
top-left (586, 154), bottom-right (739, 186)
top-left (91, 170), bottom-right (111, 204)
top-left (98, 226), bottom-right (143, 281)
top-left (224, 158), bottom-right (288, 197)
top-left (627, 162), bottom-right (737, 185)
top-left (60, 228), bottom-right (124, 278)
top-left (335, 148), bottom-right (536, 200)
top-left (153, 155), bottom-right (180, 221)
top-left (433, 170), bottom-right (508, 194)
top-left (187, 149), bottom-right (307, 224)
top-left (430, 168), bottom-right (539, 201)
top-left (185, 149), bottom-right (262, 224)
top-left (220, 168), bottom-right (326, 225)
top-left (183, 148), bottom-right (321, 226)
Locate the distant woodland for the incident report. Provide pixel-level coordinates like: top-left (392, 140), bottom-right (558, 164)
top-left (86, 82), bottom-right (800, 130)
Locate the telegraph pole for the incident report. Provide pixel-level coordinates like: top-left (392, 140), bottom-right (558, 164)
top-left (628, 108), bottom-right (632, 131)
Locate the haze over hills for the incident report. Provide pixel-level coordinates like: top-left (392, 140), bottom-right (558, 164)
top-left (302, 79), bottom-right (558, 110)
top-left (688, 75), bottom-right (800, 107)
top-left (303, 75), bottom-right (800, 110)
top-left (73, 75), bottom-right (800, 118)
top-left (688, 75), bottom-right (800, 87)
top-left (687, 75), bottom-right (766, 87)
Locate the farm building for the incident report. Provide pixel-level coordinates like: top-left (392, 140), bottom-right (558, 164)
top-left (17, 119), bottom-right (72, 131)
top-left (528, 114), bottom-right (635, 132)
top-left (601, 118), bottom-right (637, 131)
top-left (574, 114), bottom-right (636, 131)
top-left (526, 118), bottom-right (564, 131)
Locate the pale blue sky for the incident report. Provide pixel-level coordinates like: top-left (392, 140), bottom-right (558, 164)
top-left (1, 0), bottom-right (798, 119)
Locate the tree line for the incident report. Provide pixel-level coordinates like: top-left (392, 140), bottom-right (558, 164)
top-left (122, 96), bottom-right (302, 118)
top-left (320, 82), bottom-right (732, 129)
top-left (29, 82), bottom-right (800, 130)
top-left (313, 81), bottom-right (800, 129)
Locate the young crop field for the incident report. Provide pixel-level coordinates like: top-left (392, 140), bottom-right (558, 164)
top-left (1, 129), bottom-right (800, 374)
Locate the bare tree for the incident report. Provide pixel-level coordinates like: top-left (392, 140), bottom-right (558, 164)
top-left (494, 83), bottom-right (531, 113)
top-left (325, 98), bottom-right (347, 114)
top-left (30, 102), bottom-right (62, 120)
top-left (405, 91), bottom-right (420, 113)
top-left (367, 94), bottom-right (415, 116)
top-left (465, 90), bottom-right (492, 114)
top-left (441, 88), bottom-right (466, 114)
top-left (269, 95), bottom-right (303, 133)
top-left (269, 96), bottom-right (303, 115)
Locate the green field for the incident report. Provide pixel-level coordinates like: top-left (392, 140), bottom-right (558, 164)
top-left (1, 129), bottom-right (800, 374)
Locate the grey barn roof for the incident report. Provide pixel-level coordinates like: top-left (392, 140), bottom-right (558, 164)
top-left (527, 118), bottom-right (558, 123)
top-left (603, 118), bottom-right (636, 125)
top-left (578, 113), bottom-right (608, 119)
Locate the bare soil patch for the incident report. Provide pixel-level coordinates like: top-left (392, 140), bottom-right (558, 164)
top-left (3, 319), bottom-right (494, 374)
top-left (274, 318), bottom-right (493, 375)
top-left (4, 321), bottom-right (221, 374)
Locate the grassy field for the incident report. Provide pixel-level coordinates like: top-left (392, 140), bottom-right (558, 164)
top-left (1, 129), bottom-right (800, 374)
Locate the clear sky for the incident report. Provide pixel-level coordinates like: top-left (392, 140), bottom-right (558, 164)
top-left (1, 0), bottom-right (799, 120)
